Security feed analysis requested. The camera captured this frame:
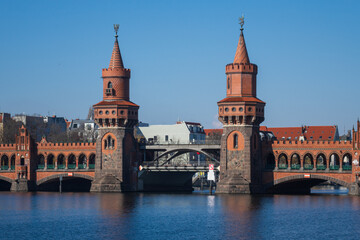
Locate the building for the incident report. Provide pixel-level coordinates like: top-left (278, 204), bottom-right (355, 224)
top-left (68, 119), bottom-right (98, 142)
top-left (138, 121), bottom-right (205, 144)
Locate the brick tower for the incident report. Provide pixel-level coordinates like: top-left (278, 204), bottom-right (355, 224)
top-left (90, 25), bottom-right (139, 192)
top-left (216, 19), bottom-right (265, 193)
top-left (11, 125), bottom-right (36, 191)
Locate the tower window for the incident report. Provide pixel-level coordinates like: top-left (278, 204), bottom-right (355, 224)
top-left (233, 134), bottom-right (238, 149)
top-left (104, 135), bottom-right (115, 149)
top-left (108, 82), bottom-right (113, 88)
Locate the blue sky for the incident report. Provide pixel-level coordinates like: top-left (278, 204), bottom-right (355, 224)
top-left (1, 0), bottom-right (359, 134)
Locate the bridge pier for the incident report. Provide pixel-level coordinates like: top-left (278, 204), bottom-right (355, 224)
top-left (10, 179), bottom-right (36, 192)
top-left (348, 183), bottom-right (360, 196)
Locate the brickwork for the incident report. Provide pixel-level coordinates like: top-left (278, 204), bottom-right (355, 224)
top-left (90, 28), bottom-right (139, 192)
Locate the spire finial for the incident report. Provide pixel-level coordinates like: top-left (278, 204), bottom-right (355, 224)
top-left (114, 24), bottom-right (119, 38)
top-left (239, 15), bottom-right (245, 31)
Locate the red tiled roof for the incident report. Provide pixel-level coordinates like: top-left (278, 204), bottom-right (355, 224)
top-left (218, 97), bottom-right (265, 104)
top-left (262, 125), bottom-right (337, 141)
top-left (94, 100), bottom-right (139, 107)
top-left (204, 129), bottom-right (223, 136)
top-left (205, 126), bottom-right (337, 140)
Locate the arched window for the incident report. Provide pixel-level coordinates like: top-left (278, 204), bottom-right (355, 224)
top-left (278, 154), bottom-right (288, 169)
top-left (68, 154), bottom-right (76, 169)
top-left (57, 154), bottom-right (65, 169)
top-left (233, 134), bottom-right (238, 149)
top-left (108, 81), bottom-right (113, 89)
top-left (1, 155), bottom-right (9, 170)
top-left (78, 154), bottom-right (87, 169)
top-left (47, 154), bottom-right (54, 169)
top-left (330, 153), bottom-right (340, 170)
top-left (291, 153), bottom-right (300, 170)
top-left (10, 155), bottom-right (15, 170)
top-left (316, 154), bottom-right (326, 170)
top-left (37, 154), bottom-right (45, 169)
top-left (343, 153), bottom-right (352, 171)
top-left (108, 136), bottom-right (112, 148)
top-left (104, 135), bottom-right (115, 149)
top-left (89, 154), bottom-right (95, 169)
top-left (304, 154), bottom-right (314, 170)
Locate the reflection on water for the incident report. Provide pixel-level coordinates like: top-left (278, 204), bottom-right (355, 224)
top-left (0, 191), bottom-right (360, 239)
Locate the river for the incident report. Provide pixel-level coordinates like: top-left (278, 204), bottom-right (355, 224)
top-left (0, 190), bottom-right (359, 239)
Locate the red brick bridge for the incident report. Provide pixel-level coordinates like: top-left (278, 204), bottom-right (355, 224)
top-left (0, 126), bottom-right (95, 191)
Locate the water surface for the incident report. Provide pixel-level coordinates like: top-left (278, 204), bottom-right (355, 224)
top-left (0, 191), bottom-right (359, 239)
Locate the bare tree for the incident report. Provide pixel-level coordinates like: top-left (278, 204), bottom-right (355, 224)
top-left (0, 119), bottom-right (22, 144)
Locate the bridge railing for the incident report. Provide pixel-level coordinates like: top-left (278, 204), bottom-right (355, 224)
top-left (140, 139), bottom-right (221, 146)
top-left (142, 160), bottom-right (218, 168)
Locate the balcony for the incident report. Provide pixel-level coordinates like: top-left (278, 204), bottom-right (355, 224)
top-left (105, 88), bottom-right (113, 96)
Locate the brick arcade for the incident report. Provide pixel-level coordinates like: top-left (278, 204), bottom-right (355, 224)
top-left (0, 23), bottom-right (360, 194)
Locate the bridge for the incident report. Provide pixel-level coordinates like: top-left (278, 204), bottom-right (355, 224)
top-left (138, 143), bottom-right (220, 191)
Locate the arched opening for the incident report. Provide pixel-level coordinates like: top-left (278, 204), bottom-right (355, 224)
top-left (266, 153), bottom-right (275, 169)
top-left (38, 177), bottom-right (92, 192)
top-left (10, 155), bottom-right (15, 170)
top-left (303, 154), bottom-right (314, 170)
top-left (278, 154), bottom-right (288, 169)
top-left (68, 154), bottom-right (76, 169)
top-left (89, 154), bottom-right (95, 169)
top-left (78, 154), bottom-right (87, 169)
top-left (37, 154), bottom-right (45, 169)
top-left (107, 81), bottom-right (113, 89)
top-left (57, 154), bottom-right (65, 169)
top-left (47, 154), bottom-right (55, 169)
top-left (268, 175), bottom-right (349, 195)
top-left (316, 154), bottom-right (326, 170)
top-left (329, 153), bottom-right (340, 170)
top-left (1, 155), bottom-right (9, 170)
top-left (342, 153), bottom-right (352, 171)
top-left (20, 157), bottom-right (25, 166)
top-left (0, 179), bottom-right (11, 191)
top-left (233, 134), bottom-right (238, 149)
top-left (290, 153), bottom-right (300, 170)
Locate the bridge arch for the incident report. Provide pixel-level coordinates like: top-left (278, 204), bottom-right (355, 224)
top-left (274, 174), bottom-right (351, 188)
top-left (0, 175), bottom-right (13, 184)
top-left (0, 175), bottom-right (13, 191)
top-left (265, 174), bottom-right (352, 194)
top-left (37, 173), bottom-right (94, 192)
top-left (37, 173), bottom-right (94, 186)
top-left (151, 148), bottom-right (219, 165)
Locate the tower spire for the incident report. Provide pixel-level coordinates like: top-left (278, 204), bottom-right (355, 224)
top-left (234, 16), bottom-right (250, 64)
top-left (109, 24), bottom-right (124, 69)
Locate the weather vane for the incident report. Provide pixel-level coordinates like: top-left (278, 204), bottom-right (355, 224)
top-left (114, 24), bottom-right (119, 37)
top-left (239, 15), bottom-right (244, 31)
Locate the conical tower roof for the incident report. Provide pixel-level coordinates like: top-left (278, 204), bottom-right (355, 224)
top-left (109, 35), bottom-right (124, 69)
top-left (233, 30), bottom-right (250, 64)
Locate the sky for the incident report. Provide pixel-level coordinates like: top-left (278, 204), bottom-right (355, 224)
top-left (0, 0), bottom-right (359, 134)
